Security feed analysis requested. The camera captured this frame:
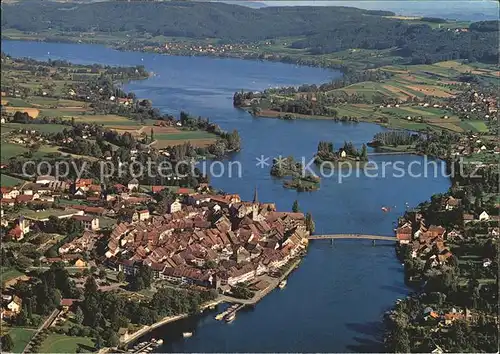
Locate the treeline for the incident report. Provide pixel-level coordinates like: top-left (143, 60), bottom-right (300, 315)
top-left (266, 70), bottom-right (393, 94)
top-left (79, 275), bottom-right (217, 346)
top-left (1, 52), bottom-right (148, 81)
top-left (371, 131), bottom-right (420, 147)
top-left (316, 140), bottom-right (368, 162)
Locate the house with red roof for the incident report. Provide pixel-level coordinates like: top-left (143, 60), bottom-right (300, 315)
top-left (0, 187), bottom-right (20, 199)
top-left (396, 224), bottom-right (413, 244)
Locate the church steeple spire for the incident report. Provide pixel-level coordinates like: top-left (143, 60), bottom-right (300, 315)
top-left (253, 186), bottom-right (258, 204)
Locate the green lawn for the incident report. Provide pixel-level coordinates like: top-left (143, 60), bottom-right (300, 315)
top-left (2, 97), bottom-right (32, 107)
top-left (8, 327), bottom-right (37, 353)
top-left (0, 174), bottom-right (26, 187)
top-left (39, 108), bottom-right (86, 118)
top-left (3, 123), bottom-right (68, 133)
top-left (99, 216), bottom-right (117, 229)
top-left (460, 120), bottom-right (489, 133)
top-left (1, 267), bottom-right (25, 285)
top-left (19, 208), bottom-right (81, 221)
top-left (1, 142), bottom-right (28, 162)
top-left (39, 334), bottom-right (94, 353)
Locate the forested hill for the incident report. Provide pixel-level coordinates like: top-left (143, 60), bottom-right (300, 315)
top-left (1, 1), bottom-right (498, 64)
top-left (1, 2), bottom-right (392, 39)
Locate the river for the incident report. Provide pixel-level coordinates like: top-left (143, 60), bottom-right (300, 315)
top-left (3, 40), bottom-right (451, 352)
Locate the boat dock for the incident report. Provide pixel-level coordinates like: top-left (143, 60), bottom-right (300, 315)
top-left (129, 339), bottom-right (163, 354)
top-left (214, 303), bottom-right (245, 322)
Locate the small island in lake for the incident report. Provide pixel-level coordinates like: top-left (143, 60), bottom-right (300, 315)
top-left (314, 141), bottom-right (368, 166)
top-left (270, 156), bottom-right (321, 192)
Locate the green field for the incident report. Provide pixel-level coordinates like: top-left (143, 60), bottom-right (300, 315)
top-left (1, 143), bottom-right (28, 162)
top-left (0, 174), bottom-right (27, 187)
top-left (7, 327), bottom-right (37, 353)
top-left (1, 267), bottom-right (25, 286)
top-left (20, 208), bottom-right (80, 221)
top-left (1, 97), bottom-right (33, 107)
top-left (155, 131), bottom-right (216, 141)
top-left (3, 123), bottom-right (68, 133)
top-left (460, 121), bottom-right (489, 133)
top-left (38, 108), bottom-right (86, 118)
top-left (39, 334), bottom-right (94, 353)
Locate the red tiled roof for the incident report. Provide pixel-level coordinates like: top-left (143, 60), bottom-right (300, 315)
top-left (8, 226), bottom-right (22, 239)
top-left (16, 195), bottom-right (33, 203)
top-left (60, 298), bottom-right (80, 307)
top-left (152, 186), bottom-right (166, 193)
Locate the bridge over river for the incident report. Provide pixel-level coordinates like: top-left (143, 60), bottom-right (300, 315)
top-left (308, 234), bottom-right (397, 241)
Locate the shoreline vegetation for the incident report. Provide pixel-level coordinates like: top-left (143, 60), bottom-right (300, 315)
top-left (270, 156), bottom-right (320, 192)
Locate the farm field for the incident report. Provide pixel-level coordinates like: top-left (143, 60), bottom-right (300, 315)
top-left (1, 142), bottom-right (29, 162)
top-left (3, 106), bottom-right (40, 118)
top-left (460, 120), bottom-right (489, 133)
top-left (0, 174), bottom-right (27, 187)
top-left (7, 327), bottom-right (36, 353)
top-left (39, 334), bottom-right (94, 353)
top-left (3, 122), bottom-right (68, 133)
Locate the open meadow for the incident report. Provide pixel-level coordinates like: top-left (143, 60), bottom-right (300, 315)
top-left (39, 334), bottom-right (94, 353)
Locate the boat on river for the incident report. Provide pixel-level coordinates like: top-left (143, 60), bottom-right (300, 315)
top-left (278, 279), bottom-right (287, 289)
top-left (225, 311), bottom-right (236, 323)
top-left (183, 332), bottom-right (193, 338)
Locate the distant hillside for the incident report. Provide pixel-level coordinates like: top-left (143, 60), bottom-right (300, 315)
top-left (1, 1), bottom-right (498, 64)
top-left (0, 1), bottom-right (393, 40)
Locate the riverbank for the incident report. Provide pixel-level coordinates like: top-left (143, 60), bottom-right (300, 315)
top-left (97, 299), bottom-right (224, 354)
top-left (114, 258), bottom-right (303, 351)
top-left (248, 108), bottom-right (468, 134)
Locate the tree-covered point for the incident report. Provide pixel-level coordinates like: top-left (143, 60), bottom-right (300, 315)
top-left (315, 141), bottom-right (368, 162)
top-left (2, 2), bottom-right (497, 64)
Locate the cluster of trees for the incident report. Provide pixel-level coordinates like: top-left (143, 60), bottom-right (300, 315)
top-left (371, 130), bottom-right (419, 147)
top-left (78, 275), bottom-right (217, 347)
top-left (179, 112), bottom-right (241, 154)
top-left (230, 285), bottom-right (254, 299)
top-left (316, 141), bottom-right (368, 162)
top-left (272, 99), bottom-right (338, 116)
top-left (414, 130), bottom-right (461, 158)
top-left (12, 265), bottom-right (82, 328)
top-left (128, 264), bottom-right (152, 291)
top-left (270, 156), bottom-right (303, 178)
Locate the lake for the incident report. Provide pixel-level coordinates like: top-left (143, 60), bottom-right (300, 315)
top-left (2, 40), bottom-right (451, 352)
